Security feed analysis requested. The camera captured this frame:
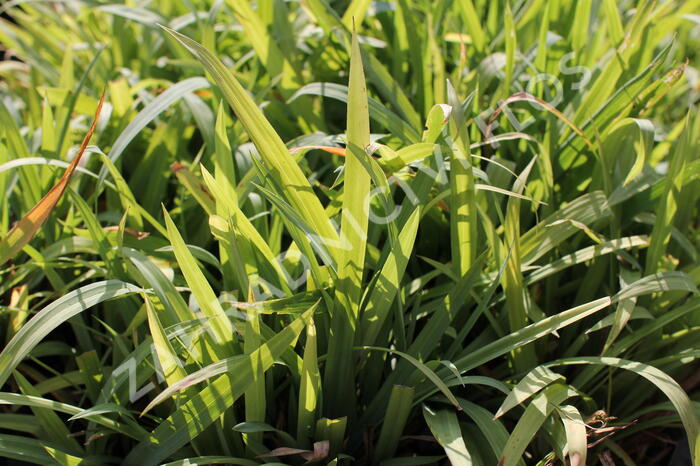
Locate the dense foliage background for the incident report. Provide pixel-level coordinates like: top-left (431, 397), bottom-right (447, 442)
top-left (0, 0), bottom-right (698, 464)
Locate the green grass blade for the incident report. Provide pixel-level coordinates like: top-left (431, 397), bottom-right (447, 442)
top-left (359, 346), bottom-right (461, 410)
top-left (122, 247), bottom-right (193, 327)
top-left (13, 371), bottom-right (84, 455)
top-left (0, 434), bottom-right (55, 464)
top-left (498, 383), bottom-right (575, 466)
top-left (104, 77), bottom-right (210, 167)
top-left (201, 166), bottom-right (290, 294)
top-left (612, 271), bottom-right (698, 302)
top-left (297, 318), bottom-right (320, 446)
top-left (602, 0), bottom-right (624, 45)
top-left (226, 0), bottom-right (299, 90)
top-left (359, 208), bottom-right (420, 346)
top-left (145, 297), bottom-right (188, 387)
top-left (645, 115), bottom-right (693, 275)
top-left (503, 156), bottom-right (539, 370)
top-left (570, 0), bottom-right (592, 57)
top-left (457, 398), bottom-right (516, 465)
top-left (495, 366), bottom-right (564, 419)
top-left (0, 280), bottom-right (141, 388)
top-left (243, 304), bottom-right (266, 447)
top-left (423, 405), bottom-right (472, 465)
top-left (162, 208), bottom-right (234, 352)
top-left (341, 0), bottom-right (371, 29)
top-left (171, 162), bottom-right (215, 215)
top-left (439, 297), bottom-right (611, 387)
top-left (374, 385), bottom-right (415, 463)
top-left (324, 26), bottom-right (371, 417)
top-left (290, 83), bottom-right (420, 143)
top-left (454, 0), bottom-right (485, 54)
top-left (315, 417), bottom-right (347, 459)
top-left (0, 392), bottom-right (147, 439)
top-left (446, 82), bottom-right (477, 276)
top-left (502, 2), bottom-right (515, 99)
top-left (520, 191), bottom-right (611, 265)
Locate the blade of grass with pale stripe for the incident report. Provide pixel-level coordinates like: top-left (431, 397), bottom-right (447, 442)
top-left (374, 385), bottom-right (415, 463)
top-left (498, 383), bottom-right (577, 466)
top-left (0, 281), bottom-right (141, 388)
top-left (447, 81), bottom-right (477, 276)
top-left (645, 114), bottom-right (693, 276)
top-left (162, 208), bottom-right (235, 356)
top-left (324, 26), bottom-right (371, 418)
top-left (423, 405), bottom-right (472, 465)
top-left (297, 317), bottom-right (320, 447)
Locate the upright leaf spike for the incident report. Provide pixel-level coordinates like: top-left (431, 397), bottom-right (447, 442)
top-left (323, 21), bottom-right (371, 419)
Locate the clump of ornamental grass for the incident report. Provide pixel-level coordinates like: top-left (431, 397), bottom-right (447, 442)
top-left (0, 0), bottom-right (698, 465)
